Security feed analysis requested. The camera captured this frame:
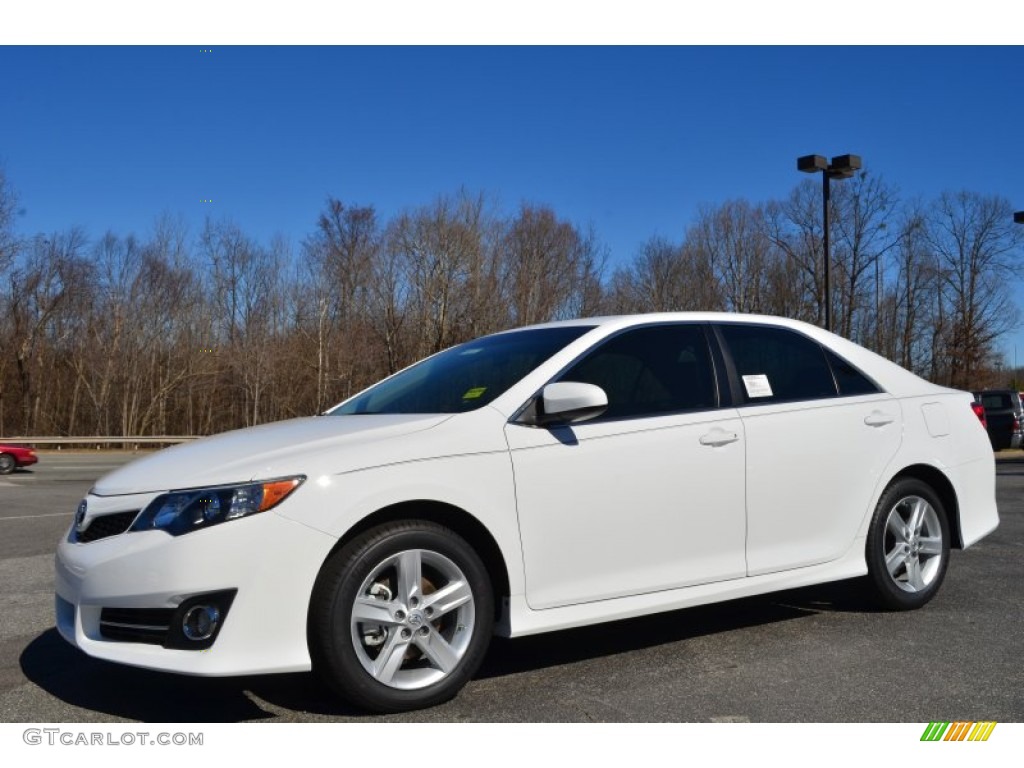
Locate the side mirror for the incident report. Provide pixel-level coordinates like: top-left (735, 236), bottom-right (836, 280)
top-left (537, 382), bottom-right (608, 426)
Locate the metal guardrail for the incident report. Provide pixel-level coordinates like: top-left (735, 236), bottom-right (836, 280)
top-left (1, 436), bottom-right (200, 446)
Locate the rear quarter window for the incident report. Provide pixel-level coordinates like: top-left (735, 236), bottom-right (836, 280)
top-left (824, 349), bottom-right (881, 396)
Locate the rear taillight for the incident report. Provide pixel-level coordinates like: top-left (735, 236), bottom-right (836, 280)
top-left (971, 402), bottom-right (987, 429)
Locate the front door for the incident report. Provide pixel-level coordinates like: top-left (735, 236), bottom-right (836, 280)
top-left (506, 323), bottom-right (748, 610)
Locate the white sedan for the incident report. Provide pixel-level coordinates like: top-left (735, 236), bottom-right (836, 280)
top-left (55, 313), bottom-right (998, 712)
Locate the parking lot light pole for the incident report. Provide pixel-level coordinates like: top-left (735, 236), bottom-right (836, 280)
top-left (1014, 211), bottom-right (1024, 224)
top-left (797, 154), bottom-right (862, 333)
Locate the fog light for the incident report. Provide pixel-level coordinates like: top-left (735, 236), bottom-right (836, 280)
top-left (182, 604), bottom-right (221, 641)
top-left (165, 589), bottom-right (236, 650)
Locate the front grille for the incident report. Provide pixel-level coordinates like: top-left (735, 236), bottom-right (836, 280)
top-left (99, 607), bottom-right (174, 645)
top-left (77, 510), bottom-right (139, 543)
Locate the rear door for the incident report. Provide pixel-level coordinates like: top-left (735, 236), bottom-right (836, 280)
top-left (714, 323), bottom-right (902, 576)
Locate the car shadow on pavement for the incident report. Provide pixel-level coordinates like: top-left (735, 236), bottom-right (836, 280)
top-left (477, 578), bottom-right (878, 679)
top-left (20, 579), bottom-right (876, 722)
top-left (19, 630), bottom-right (354, 721)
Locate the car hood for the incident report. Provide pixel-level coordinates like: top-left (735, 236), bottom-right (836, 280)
top-left (90, 414), bottom-right (453, 496)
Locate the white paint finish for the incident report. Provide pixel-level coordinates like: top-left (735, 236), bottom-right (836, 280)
top-left (743, 395), bottom-right (902, 575)
top-left (90, 414), bottom-right (454, 496)
top-left (946, 457), bottom-right (999, 547)
top-left (55, 510), bottom-right (336, 674)
top-left (507, 410), bottom-right (746, 609)
top-left (921, 402), bottom-right (951, 437)
top-left (500, 538), bottom-right (868, 637)
top-left (540, 381), bottom-right (608, 421)
top-left (283, 447), bottom-right (529, 598)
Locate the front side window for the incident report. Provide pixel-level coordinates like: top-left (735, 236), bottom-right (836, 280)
top-left (717, 324), bottom-right (838, 404)
top-left (331, 326), bottom-right (594, 415)
top-left (557, 324), bottom-right (717, 420)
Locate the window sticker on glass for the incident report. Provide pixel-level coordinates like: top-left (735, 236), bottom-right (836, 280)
top-left (462, 387), bottom-right (487, 400)
top-left (742, 374), bottom-right (773, 399)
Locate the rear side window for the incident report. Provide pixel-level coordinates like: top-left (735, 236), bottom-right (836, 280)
top-left (558, 324), bottom-right (717, 420)
top-left (717, 324), bottom-right (837, 404)
top-left (824, 349), bottom-right (881, 396)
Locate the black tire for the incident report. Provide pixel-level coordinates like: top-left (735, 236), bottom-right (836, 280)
top-left (0, 454), bottom-right (15, 475)
top-left (309, 520), bottom-right (494, 713)
top-left (864, 477), bottom-right (950, 610)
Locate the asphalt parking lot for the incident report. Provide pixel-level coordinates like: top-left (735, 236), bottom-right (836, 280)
top-left (1, 451), bottom-right (1021, 723)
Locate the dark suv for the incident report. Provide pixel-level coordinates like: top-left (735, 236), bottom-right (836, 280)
top-left (972, 389), bottom-right (1024, 451)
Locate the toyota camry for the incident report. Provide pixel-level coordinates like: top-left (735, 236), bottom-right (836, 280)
top-left (55, 313), bottom-right (998, 712)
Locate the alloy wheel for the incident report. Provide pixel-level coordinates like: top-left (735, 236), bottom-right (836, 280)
top-left (882, 495), bottom-right (944, 593)
top-left (349, 548), bottom-right (476, 690)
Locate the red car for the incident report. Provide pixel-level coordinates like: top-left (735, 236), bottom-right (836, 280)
top-left (0, 444), bottom-right (38, 474)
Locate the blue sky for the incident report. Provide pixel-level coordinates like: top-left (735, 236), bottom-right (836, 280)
top-left (1, 46), bottom-right (1022, 356)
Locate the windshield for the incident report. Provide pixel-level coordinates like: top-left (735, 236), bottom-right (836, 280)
top-left (330, 326), bottom-right (594, 415)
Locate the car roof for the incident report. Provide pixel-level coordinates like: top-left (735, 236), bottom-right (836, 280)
top-left (515, 311), bottom-right (818, 332)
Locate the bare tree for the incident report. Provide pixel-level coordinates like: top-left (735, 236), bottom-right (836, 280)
top-left (606, 236), bottom-right (717, 313)
top-left (0, 169), bottom-right (20, 434)
top-left (924, 191), bottom-right (1023, 388)
top-left (0, 168), bottom-right (18, 276)
top-left (877, 210), bottom-right (933, 372)
top-left (389, 191), bottom-right (497, 357)
top-left (498, 204), bottom-right (600, 325)
top-left (201, 218), bottom-right (285, 426)
top-left (367, 237), bottom-right (410, 377)
top-left (6, 230), bottom-right (90, 433)
top-left (763, 183), bottom-right (825, 326)
top-left (2, 163), bottom-right (1021, 440)
top-left (302, 199), bottom-right (381, 404)
top-left (829, 172), bottom-right (899, 342)
top-left (691, 200), bottom-right (777, 314)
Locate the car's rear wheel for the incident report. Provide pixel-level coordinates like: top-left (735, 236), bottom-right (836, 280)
top-left (0, 454), bottom-right (16, 475)
top-left (309, 520), bottom-right (493, 713)
top-left (865, 478), bottom-right (950, 610)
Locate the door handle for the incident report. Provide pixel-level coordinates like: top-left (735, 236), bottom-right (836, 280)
top-left (699, 430), bottom-right (739, 447)
top-left (864, 411), bottom-right (896, 427)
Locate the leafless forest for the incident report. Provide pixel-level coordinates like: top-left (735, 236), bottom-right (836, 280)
top-left (0, 167), bottom-right (1021, 438)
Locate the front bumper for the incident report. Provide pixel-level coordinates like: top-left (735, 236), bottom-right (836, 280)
top-left (55, 506), bottom-right (336, 676)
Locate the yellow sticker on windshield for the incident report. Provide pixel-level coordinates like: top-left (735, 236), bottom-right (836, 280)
top-left (462, 387), bottom-right (487, 400)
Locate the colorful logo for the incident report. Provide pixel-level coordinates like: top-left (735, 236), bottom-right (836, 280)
top-left (921, 722), bottom-right (997, 742)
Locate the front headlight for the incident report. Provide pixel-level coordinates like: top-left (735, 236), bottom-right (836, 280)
top-left (131, 476), bottom-right (305, 536)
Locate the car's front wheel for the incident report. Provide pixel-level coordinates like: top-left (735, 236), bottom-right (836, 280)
top-left (0, 454), bottom-right (16, 475)
top-left (309, 520), bottom-right (494, 713)
top-left (864, 478), bottom-right (950, 610)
